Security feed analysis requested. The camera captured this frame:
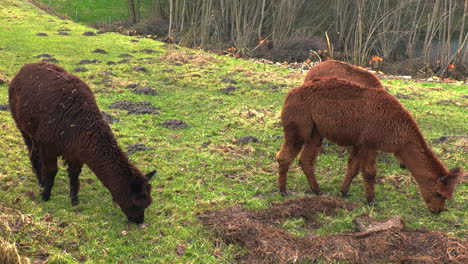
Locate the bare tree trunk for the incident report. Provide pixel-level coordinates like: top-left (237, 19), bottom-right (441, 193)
top-left (459, 0), bottom-right (468, 63)
top-left (128, 0), bottom-right (137, 24)
top-left (258, 0), bottom-right (266, 40)
top-left (168, 0), bottom-right (173, 37)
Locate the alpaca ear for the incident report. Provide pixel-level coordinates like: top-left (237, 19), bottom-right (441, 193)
top-left (440, 167), bottom-right (464, 184)
top-left (145, 170), bottom-right (156, 180)
top-left (438, 167), bottom-right (464, 200)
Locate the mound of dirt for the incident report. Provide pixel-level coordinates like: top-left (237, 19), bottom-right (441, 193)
top-left (109, 100), bottom-right (160, 114)
top-left (83, 31), bottom-right (96, 36)
top-left (132, 87), bottom-right (158, 96)
top-left (220, 85), bottom-right (239, 94)
top-left (100, 111), bottom-right (119, 124)
top-left (235, 136), bottom-right (261, 145)
top-left (36, 33), bottom-right (48, 36)
top-left (118, 53), bottom-right (133, 58)
top-left (42, 58), bottom-right (59, 63)
top-left (0, 105), bottom-right (9, 111)
top-left (437, 100), bottom-right (464, 107)
top-left (141, 49), bottom-right (157, 54)
top-left (221, 78), bottom-right (237, 84)
top-left (78, 59), bottom-right (100, 65)
top-left (35, 54), bottom-right (52, 58)
top-left (57, 32), bottom-right (70, 35)
top-left (74, 67), bottom-right (88, 72)
top-left (198, 195), bottom-right (467, 264)
top-left (394, 93), bottom-right (414, 100)
top-left (92, 49), bottom-right (107, 54)
top-left (117, 59), bottom-right (130, 64)
top-left (126, 144), bottom-right (153, 154)
top-left (132, 66), bottom-right (149, 73)
top-left (163, 119), bottom-right (188, 129)
top-left (125, 83), bottom-right (139, 89)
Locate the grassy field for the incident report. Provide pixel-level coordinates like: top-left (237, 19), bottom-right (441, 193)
top-left (33, 0), bottom-right (153, 23)
top-left (0, 0), bottom-right (466, 263)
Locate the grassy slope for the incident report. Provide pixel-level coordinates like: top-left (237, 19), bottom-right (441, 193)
top-left (33, 0), bottom-right (153, 23)
top-left (0, 0), bottom-right (466, 263)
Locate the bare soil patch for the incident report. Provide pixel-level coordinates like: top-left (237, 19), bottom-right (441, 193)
top-left (163, 119), bottom-right (188, 129)
top-left (126, 144), bottom-right (153, 154)
top-left (234, 136), bottom-right (261, 145)
top-left (109, 100), bottom-right (160, 114)
top-left (34, 54), bottom-right (52, 58)
top-left (0, 104), bottom-right (10, 111)
top-left (132, 87), bottom-right (158, 96)
top-left (74, 67), bottom-right (88, 73)
top-left (220, 85), bottom-right (238, 94)
top-left (221, 78), bottom-right (237, 84)
top-left (118, 53), bottom-right (133, 58)
top-left (92, 49), bottom-right (107, 54)
top-left (82, 31), bottom-right (96, 36)
top-left (78, 59), bottom-right (100, 65)
top-left (42, 58), bottom-right (58, 63)
top-left (132, 66), bottom-right (149, 73)
top-left (100, 111), bottom-right (119, 124)
top-left (198, 195), bottom-right (467, 264)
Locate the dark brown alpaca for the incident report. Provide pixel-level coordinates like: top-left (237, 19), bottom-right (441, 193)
top-left (9, 62), bottom-right (156, 223)
top-left (276, 77), bottom-right (463, 213)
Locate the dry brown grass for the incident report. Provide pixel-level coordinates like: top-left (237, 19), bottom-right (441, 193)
top-left (160, 49), bottom-right (218, 66)
top-left (199, 195), bottom-right (468, 264)
top-left (0, 220), bottom-right (28, 264)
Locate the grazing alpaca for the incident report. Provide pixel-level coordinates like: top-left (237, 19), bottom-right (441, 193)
top-left (276, 77), bottom-right (463, 213)
top-left (9, 62), bottom-right (155, 223)
top-left (304, 60), bottom-right (383, 89)
top-left (305, 60), bottom-right (407, 168)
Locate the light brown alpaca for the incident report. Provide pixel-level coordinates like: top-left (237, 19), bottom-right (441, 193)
top-left (304, 60), bottom-right (383, 89)
top-left (306, 60), bottom-right (407, 181)
top-left (276, 77), bottom-right (463, 213)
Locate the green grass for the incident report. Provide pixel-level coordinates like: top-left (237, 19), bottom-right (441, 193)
top-left (33, 0), bottom-right (153, 23)
top-left (0, 0), bottom-right (466, 263)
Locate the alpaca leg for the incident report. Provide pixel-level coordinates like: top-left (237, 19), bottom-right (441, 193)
top-left (19, 131), bottom-right (42, 186)
top-left (39, 147), bottom-right (58, 202)
top-left (276, 126), bottom-right (303, 195)
top-left (67, 160), bottom-right (83, 206)
top-left (298, 133), bottom-right (323, 194)
top-left (395, 156), bottom-right (406, 169)
top-left (361, 150), bottom-right (378, 205)
top-left (340, 147), bottom-right (361, 197)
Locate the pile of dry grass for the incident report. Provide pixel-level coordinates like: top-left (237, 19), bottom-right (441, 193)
top-left (198, 195), bottom-right (467, 264)
top-left (161, 49), bottom-right (218, 66)
top-left (0, 220), bottom-right (28, 264)
top-left (0, 238), bottom-right (23, 264)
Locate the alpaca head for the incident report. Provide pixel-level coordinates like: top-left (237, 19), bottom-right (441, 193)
top-left (421, 167), bottom-right (464, 213)
top-left (118, 170), bottom-right (156, 223)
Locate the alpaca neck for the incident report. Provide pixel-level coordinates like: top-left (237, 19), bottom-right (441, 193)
top-left (397, 139), bottom-right (447, 185)
top-left (83, 126), bottom-right (133, 199)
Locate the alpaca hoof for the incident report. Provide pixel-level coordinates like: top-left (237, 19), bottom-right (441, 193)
top-left (41, 193), bottom-right (50, 202)
top-left (367, 200), bottom-right (377, 206)
top-left (399, 163), bottom-right (407, 170)
top-left (280, 190), bottom-right (288, 196)
top-left (71, 198), bottom-right (79, 206)
top-left (341, 192), bottom-right (351, 198)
